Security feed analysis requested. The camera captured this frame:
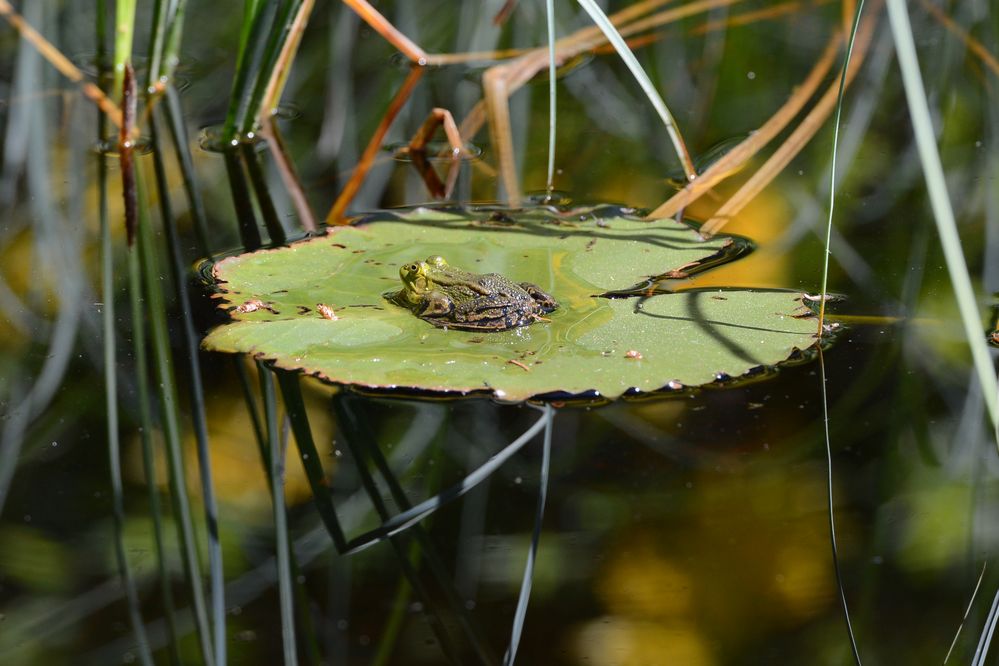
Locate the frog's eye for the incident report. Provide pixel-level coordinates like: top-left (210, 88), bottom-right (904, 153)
top-left (407, 263), bottom-right (419, 272)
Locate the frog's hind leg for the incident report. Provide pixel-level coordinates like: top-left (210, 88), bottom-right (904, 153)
top-left (520, 282), bottom-right (559, 313)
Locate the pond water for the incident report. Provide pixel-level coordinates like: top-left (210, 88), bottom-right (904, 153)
top-left (0, 1), bottom-right (998, 665)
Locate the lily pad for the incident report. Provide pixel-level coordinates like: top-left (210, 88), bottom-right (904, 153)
top-left (202, 206), bottom-right (821, 402)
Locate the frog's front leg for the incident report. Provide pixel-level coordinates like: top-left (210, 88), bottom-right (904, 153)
top-left (519, 282), bottom-right (559, 313)
top-left (418, 290), bottom-right (454, 318)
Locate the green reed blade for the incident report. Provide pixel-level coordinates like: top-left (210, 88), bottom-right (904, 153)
top-left (126, 244), bottom-right (183, 666)
top-left (503, 405), bottom-right (553, 666)
top-left (817, 5), bottom-right (867, 663)
top-left (341, 413), bottom-right (549, 553)
top-left (574, 0), bottom-right (696, 180)
top-left (135, 169), bottom-right (216, 666)
top-left (224, 0), bottom-right (279, 140)
top-left (259, 366), bottom-right (299, 666)
top-left (241, 142), bottom-right (287, 245)
top-left (112, 0), bottom-right (136, 101)
top-left (240, 0), bottom-right (307, 135)
top-left (150, 108), bottom-right (227, 666)
top-left (146, 0), bottom-right (170, 87)
top-left (818, 0), bottom-right (866, 332)
top-left (545, 0), bottom-right (557, 192)
top-left (163, 0), bottom-right (190, 83)
top-left (235, 358), bottom-right (268, 456)
top-left (224, 150), bottom-right (264, 250)
top-left (332, 396), bottom-right (467, 665)
top-left (885, 0), bottom-right (999, 442)
top-left (239, 0), bottom-right (266, 61)
top-left (336, 396), bottom-right (497, 665)
top-left (162, 85), bottom-right (213, 259)
top-left (98, 9), bottom-right (153, 659)
top-left (275, 370), bottom-right (347, 549)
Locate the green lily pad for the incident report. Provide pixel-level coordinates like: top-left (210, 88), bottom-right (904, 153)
top-left (202, 206), bottom-right (821, 402)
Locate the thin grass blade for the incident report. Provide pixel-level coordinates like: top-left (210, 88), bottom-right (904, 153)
top-left (135, 170), bottom-right (216, 666)
top-left (544, 0), bottom-right (557, 192)
top-left (98, 17), bottom-right (153, 663)
top-left (276, 370), bottom-right (348, 549)
top-left (150, 106), bottom-right (227, 666)
top-left (126, 228), bottom-right (182, 666)
top-left (574, 0), bottom-right (695, 179)
top-left (343, 410), bottom-right (549, 554)
top-left (336, 397), bottom-right (498, 665)
top-left (973, 585), bottom-right (999, 665)
top-left (503, 405), bottom-right (553, 666)
top-left (885, 0), bottom-right (999, 440)
top-left (260, 368), bottom-right (298, 666)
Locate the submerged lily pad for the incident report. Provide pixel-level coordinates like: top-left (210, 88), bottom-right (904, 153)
top-left (202, 206), bottom-right (821, 402)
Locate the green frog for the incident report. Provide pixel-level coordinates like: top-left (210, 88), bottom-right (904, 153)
top-left (388, 255), bottom-right (558, 331)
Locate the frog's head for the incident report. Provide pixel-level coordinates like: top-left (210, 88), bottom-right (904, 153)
top-left (399, 256), bottom-right (449, 295)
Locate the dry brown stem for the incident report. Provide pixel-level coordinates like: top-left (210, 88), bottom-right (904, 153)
top-left (0, 0), bottom-right (125, 129)
top-left (919, 0), bottom-right (999, 79)
top-left (325, 66), bottom-right (425, 225)
top-left (259, 118), bottom-right (318, 232)
top-left (646, 31), bottom-right (842, 220)
top-left (342, 0), bottom-right (428, 65)
top-left (258, 0), bottom-right (316, 124)
top-left (699, 6), bottom-right (878, 236)
top-left (456, 0), bottom-right (742, 204)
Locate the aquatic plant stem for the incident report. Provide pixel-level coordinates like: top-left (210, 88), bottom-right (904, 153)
top-left (342, 412), bottom-right (549, 553)
top-left (945, 563), bottom-right (987, 663)
top-left (112, 0), bottom-right (136, 101)
top-left (817, 0), bottom-right (865, 330)
top-left (224, 0), bottom-right (279, 139)
top-left (336, 397), bottom-right (497, 665)
top-left (342, 0), bottom-right (428, 64)
top-left (135, 171), bottom-right (216, 666)
top-left (259, 368), bottom-right (298, 666)
top-left (162, 0), bottom-right (189, 81)
top-left (647, 32), bottom-right (840, 219)
top-left (817, 19), bottom-right (870, 659)
top-left (162, 85), bottom-right (214, 259)
top-left (885, 0), bottom-right (999, 439)
top-left (574, 0), bottom-right (696, 180)
top-left (258, 118), bottom-right (318, 233)
top-left (241, 142), bottom-right (286, 245)
top-left (257, 0), bottom-right (316, 124)
top-left (503, 405), bottom-right (553, 666)
top-left (0, 0), bottom-right (124, 129)
top-left (819, 349), bottom-right (863, 665)
top-left (126, 246), bottom-right (182, 666)
top-left (276, 371), bottom-right (347, 550)
top-left (146, 0), bottom-right (170, 89)
top-left (332, 398), bottom-right (469, 665)
top-left (698, 8), bottom-right (877, 237)
top-left (544, 0), bottom-right (557, 193)
top-left (150, 107), bottom-right (228, 665)
top-left (326, 65), bottom-right (425, 224)
top-left (97, 9), bottom-right (152, 659)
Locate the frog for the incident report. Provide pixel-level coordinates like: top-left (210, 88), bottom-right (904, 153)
top-left (387, 255), bottom-right (558, 331)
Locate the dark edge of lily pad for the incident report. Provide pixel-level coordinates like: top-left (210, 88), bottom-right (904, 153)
top-left (227, 293), bottom-right (840, 407)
